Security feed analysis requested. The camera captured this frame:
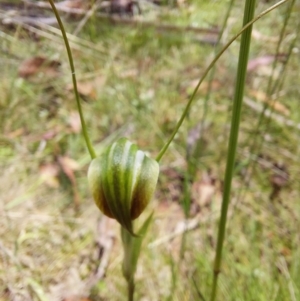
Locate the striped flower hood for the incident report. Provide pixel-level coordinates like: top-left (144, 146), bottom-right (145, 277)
top-left (88, 138), bottom-right (159, 234)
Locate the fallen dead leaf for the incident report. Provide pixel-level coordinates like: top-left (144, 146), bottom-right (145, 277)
top-left (58, 156), bottom-right (80, 208)
top-left (247, 55), bottom-right (275, 72)
top-left (177, 0), bottom-right (187, 7)
top-left (68, 112), bottom-right (81, 134)
top-left (120, 68), bottom-right (138, 78)
top-left (6, 128), bottom-right (25, 139)
top-left (252, 29), bottom-right (278, 43)
top-left (269, 163), bottom-right (289, 201)
top-left (58, 156), bottom-right (80, 171)
top-left (76, 81), bottom-right (96, 99)
top-left (39, 163), bottom-right (60, 188)
top-left (247, 54), bottom-right (286, 72)
top-left (56, 0), bottom-right (88, 10)
top-left (67, 77), bottom-right (105, 100)
top-left (249, 90), bottom-right (290, 116)
top-left (191, 174), bottom-right (216, 208)
top-left (18, 56), bottom-right (61, 79)
top-left (42, 129), bottom-right (60, 141)
top-left (159, 167), bottom-right (184, 203)
top-left (280, 247), bottom-right (291, 257)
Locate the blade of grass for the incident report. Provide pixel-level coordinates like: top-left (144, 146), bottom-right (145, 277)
top-left (209, 1), bottom-right (257, 301)
top-left (48, 0), bottom-right (96, 159)
top-left (193, 0), bottom-right (235, 169)
top-left (192, 273), bottom-right (207, 301)
top-left (155, 0), bottom-right (290, 163)
top-left (179, 0), bottom-right (236, 261)
top-left (234, 0), bottom-right (297, 209)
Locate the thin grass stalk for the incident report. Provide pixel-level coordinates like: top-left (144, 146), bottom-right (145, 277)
top-left (270, 23), bottom-right (300, 95)
top-left (48, 0), bottom-right (96, 159)
top-left (246, 25), bottom-right (300, 183)
top-left (209, 1), bottom-right (256, 301)
top-left (266, 0), bottom-right (295, 93)
top-left (179, 0), bottom-right (236, 260)
top-left (166, 254), bottom-right (177, 301)
top-left (192, 274), bottom-right (207, 301)
top-left (234, 0), bottom-right (296, 207)
top-left (155, 0), bottom-right (288, 163)
top-left (196, 0), bottom-right (235, 163)
top-left (244, 0), bottom-right (295, 156)
top-left (178, 167), bottom-right (193, 259)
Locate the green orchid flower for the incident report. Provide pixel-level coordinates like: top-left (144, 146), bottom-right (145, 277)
top-left (88, 137), bottom-right (159, 234)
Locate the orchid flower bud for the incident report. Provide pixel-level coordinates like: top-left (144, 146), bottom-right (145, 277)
top-left (88, 138), bottom-right (159, 234)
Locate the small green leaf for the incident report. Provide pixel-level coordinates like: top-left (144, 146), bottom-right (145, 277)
top-left (121, 212), bottom-right (153, 281)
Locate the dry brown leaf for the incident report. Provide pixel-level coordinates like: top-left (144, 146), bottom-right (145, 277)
top-left (252, 29), bottom-right (278, 43)
top-left (42, 131), bottom-right (57, 141)
top-left (159, 167), bottom-right (184, 203)
top-left (247, 55), bottom-right (276, 72)
top-left (58, 156), bottom-right (80, 208)
top-left (67, 77), bottom-right (105, 100)
top-left (58, 156), bottom-right (80, 171)
top-left (76, 81), bottom-right (96, 98)
top-left (249, 90), bottom-right (290, 116)
top-left (188, 79), bottom-right (221, 94)
top-left (18, 56), bottom-right (60, 79)
top-left (192, 180), bottom-right (215, 208)
top-left (247, 54), bottom-right (286, 72)
top-left (267, 101), bottom-right (289, 116)
top-left (120, 69), bottom-right (138, 78)
top-left (18, 56), bottom-right (46, 78)
top-left (56, 0), bottom-right (88, 10)
top-left (68, 112), bottom-right (81, 134)
top-left (280, 247), bottom-right (291, 257)
top-left (249, 90), bottom-right (268, 102)
top-left (39, 163), bottom-right (60, 188)
top-left (6, 128), bottom-right (25, 138)
top-left (269, 163), bottom-right (289, 201)
top-left (177, 0), bottom-right (187, 7)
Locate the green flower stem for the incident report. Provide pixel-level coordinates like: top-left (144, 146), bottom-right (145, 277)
top-left (127, 278), bottom-right (134, 301)
top-left (209, 1), bottom-right (256, 301)
top-left (122, 226), bottom-right (136, 301)
top-left (48, 0), bottom-right (96, 159)
top-left (121, 213), bottom-right (153, 301)
top-left (155, 0), bottom-right (289, 163)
